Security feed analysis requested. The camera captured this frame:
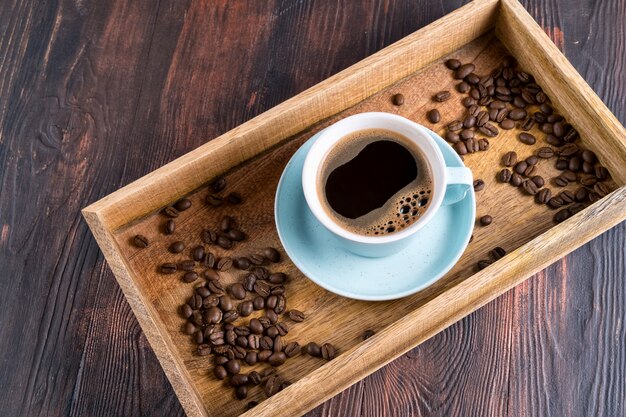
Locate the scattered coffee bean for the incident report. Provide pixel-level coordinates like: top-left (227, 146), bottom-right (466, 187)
top-left (457, 81), bottom-right (470, 93)
top-left (508, 108), bottom-right (527, 121)
top-left (206, 194), bottom-right (223, 206)
top-left (553, 176), bottom-right (568, 187)
top-left (214, 365), bottom-right (227, 380)
top-left (498, 169), bottom-right (512, 183)
top-left (170, 241), bottom-right (185, 253)
top-left (211, 177), bottom-right (227, 192)
top-left (448, 120), bottom-right (463, 132)
top-left (133, 234), bottom-right (149, 248)
top-left (477, 259), bottom-right (492, 270)
top-left (479, 215), bottom-right (492, 226)
top-left (455, 63), bottom-right (475, 79)
top-left (426, 109), bottom-right (441, 123)
top-left (433, 91), bottom-right (451, 102)
top-left (226, 192), bottom-right (242, 205)
top-left (392, 93), bottom-right (404, 106)
top-left (460, 129), bottom-right (474, 140)
top-left (522, 180), bottom-right (539, 195)
top-left (304, 342), bottom-right (322, 357)
top-left (473, 179), bottom-right (485, 192)
top-left (511, 173), bottom-right (523, 187)
top-left (499, 119), bottom-right (515, 130)
top-left (174, 198), bottom-right (192, 212)
top-left (520, 116), bottom-right (535, 131)
top-left (536, 147), bottom-right (554, 158)
top-left (217, 257), bottom-right (233, 271)
top-left (264, 374), bottom-right (282, 397)
top-left (531, 175), bottom-right (545, 188)
top-left (594, 182), bottom-right (610, 197)
top-left (523, 164), bottom-right (537, 177)
top-left (490, 247), bottom-right (506, 260)
top-left (160, 263), bottom-right (177, 275)
top-left (554, 209), bottom-right (571, 223)
top-left (478, 123), bottom-right (498, 137)
top-left (445, 59), bottom-right (461, 70)
top-left (514, 161), bottom-right (528, 175)
top-left (321, 343), bottom-right (336, 360)
top-left (518, 132), bottom-right (536, 145)
top-left (163, 206), bottom-right (179, 218)
top-left (502, 151), bottom-right (517, 167)
top-left (262, 247), bottom-right (281, 263)
top-left (182, 271), bottom-right (198, 283)
top-left (547, 197), bottom-right (564, 209)
top-left (217, 235), bottom-right (233, 249)
top-left (525, 155), bottom-right (539, 166)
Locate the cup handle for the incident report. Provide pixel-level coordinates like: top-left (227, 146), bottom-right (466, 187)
top-left (442, 167), bottom-right (473, 206)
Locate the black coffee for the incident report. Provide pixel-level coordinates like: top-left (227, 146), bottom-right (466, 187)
top-left (319, 128), bottom-right (433, 236)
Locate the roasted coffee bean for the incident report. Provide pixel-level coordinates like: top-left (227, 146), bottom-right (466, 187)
top-left (523, 165), bottom-right (537, 177)
top-left (250, 254), bottom-right (266, 265)
top-left (511, 173), bottom-right (523, 187)
top-left (234, 326), bottom-right (250, 336)
top-left (546, 134), bottom-right (564, 147)
top-left (547, 196), bottom-right (564, 209)
top-left (520, 116), bottom-right (535, 131)
top-left (508, 108), bottom-right (527, 121)
top-left (522, 180), bottom-right (539, 195)
top-left (540, 123), bottom-right (554, 134)
top-left (217, 235), bottom-right (232, 249)
top-left (588, 192), bottom-right (601, 202)
top-left (173, 198), bottom-right (192, 212)
top-left (274, 295), bottom-right (286, 314)
top-left (580, 149), bottom-right (597, 164)
top-left (220, 216), bottom-right (234, 232)
top-left (553, 176), bottom-right (568, 187)
top-left (473, 179), bottom-right (485, 192)
top-left (580, 175), bottom-right (597, 187)
top-left (266, 309), bottom-right (279, 324)
top-left (249, 318), bottom-right (264, 335)
top-left (488, 100), bottom-right (505, 110)
top-left (225, 192), bottom-right (243, 205)
top-left (244, 351), bottom-right (258, 367)
top-left (181, 304), bottom-right (193, 318)
top-left (234, 257), bottom-right (251, 270)
top-left (502, 151), bottom-right (517, 167)
top-left (217, 257), bottom-right (233, 271)
top-left (555, 158), bottom-right (569, 170)
top-left (163, 219), bottom-right (176, 235)
top-left (391, 93), bottom-right (404, 106)
top-left (266, 295), bottom-right (278, 310)
top-left (477, 259), bottom-right (493, 270)
top-left (184, 322), bottom-right (197, 335)
top-left (463, 115), bottom-right (477, 128)
top-left (205, 268), bottom-right (221, 281)
top-left (133, 234), bottom-right (149, 248)
top-left (499, 119), bottom-right (515, 130)
top-left (433, 91), bottom-right (451, 102)
top-left (227, 229), bottom-right (246, 241)
top-left (582, 162), bottom-right (594, 174)
top-left (512, 96), bottom-right (527, 109)
top-left (260, 335), bottom-right (274, 350)
top-left (575, 187), bottom-right (589, 202)
top-left (476, 111), bottom-right (489, 127)
top-left (264, 375), bottom-right (282, 397)
top-left (559, 144), bottom-right (579, 157)
top-left (182, 271), bottom-right (198, 283)
top-left (457, 81), bottom-right (471, 93)
top-left (230, 374), bottom-right (248, 387)
top-left (594, 182), bottom-right (610, 197)
top-left (514, 161), bottom-right (528, 175)
top-left (448, 120), bottom-right (463, 132)
top-left (321, 343), bottom-right (336, 360)
top-left (568, 156), bottom-right (582, 172)
top-left (225, 329), bottom-right (236, 345)
top-left (201, 229), bottom-right (218, 244)
top-left (197, 344), bottom-right (211, 356)
top-left (218, 295), bottom-right (233, 312)
top-left (180, 260), bottom-right (195, 272)
top-left (535, 188), bottom-right (552, 204)
top-left (285, 309), bottom-right (305, 323)
top-left (490, 247), bottom-right (507, 260)
top-left (237, 301), bottom-right (253, 317)
top-left (258, 349), bottom-right (272, 363)
top-left (163, 206), bottom-right (179, 218)
top-left (169, 241), bottom-right (185, 253)
top-left (206, 307), bottom-right (222, 324)
top-left (160, 263), bottom-right (177, 274)
top-left (562, 170), bottom-right (577, 182)
top-left (214, 365), bottom-right (227, 380)
top-left (189, 245), bottom-right (204, 262)
top-left (253, 296), bottom-right (265, 310)
top-left (460, 129), bottom-right (474, 140)
top-left (212, 345), bottom-right (231, 357)
top-left (445, 131), bottom-right (460, 143)
top-left (537, 147), bottom-right (554, 158)
top-left (468, 104), bottom-right (480, 117)
top-left (568, 202), bottom-right (586, 215)
top-left (496, 108), bottom-right (509, 123)
top-left (228, 283), bottom-right (246, 300)
top-left (554, 209), bottom-right (571, 223)
top-left (526, 155), bottom-right (539, 166)
top-left (270, 285), bottom-right (286, 296)
top-left (479, 215), bottom-right (492, 226)
top-left (275, 322), bottom-right (289, 336)
top-left (254, 281), bottom-right (271, 297)
top-left (595, 166), bottom-right (610, 180)
top-left (211, 176), bottom-right (227, 192)
top-left (224, 359), bottom-right (240, 375)
top-left (563, 128), bottom-right (579, 143)
top-left (465, 73), bottom-right (480, 85)
top-left (267, 273), bottom-right (286, 285)
top-left (273, 335), bottom-right (284, 353)
top-left (462, 97), bottom-right (476, 107)
top-left (240, 275), bottom-right (256, 293)
top-left (445, 58), bottom-right (462, 70)
top-left (498, 169), bottom-right (512, 183)
top-left (304, 342), bottom-right (322, 357)
top-left (455, 63), bottom-right (475, 79)
top-left (427, 109), bottom-right (441, 123)
top-left (236, 335), bottom-right (249, 348)
top-left (552, 122), bottom-right (565, 137)
top-left (518, 132), bottom-right (536, 145)
top-left (534, 111), bottom-right (547, 123)
top-left (531, 175), bottom-right (545, 188)
top-left (478, 123), bottom-right (498, 137)
top-left (454, 142), bottom-right (467, 155)
top-left (283, 342), bottom-right (300, 358)
top-left (206, 194), bottom-right (223, 206)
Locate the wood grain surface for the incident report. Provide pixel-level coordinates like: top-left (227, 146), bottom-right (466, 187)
top-left (0, 1), bottom-right (624, 417)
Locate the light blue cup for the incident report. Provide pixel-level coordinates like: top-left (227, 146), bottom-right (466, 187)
top-left (301, 112), bottom-right (473, 258)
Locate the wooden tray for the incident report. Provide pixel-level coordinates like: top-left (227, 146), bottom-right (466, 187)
top-left (83, 0), bottom-right (626, 416)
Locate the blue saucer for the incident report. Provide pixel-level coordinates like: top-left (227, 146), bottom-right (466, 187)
top-left (275, 129), bottom-right (475, 301)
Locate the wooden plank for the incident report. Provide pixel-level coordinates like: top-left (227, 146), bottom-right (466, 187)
top-left (496, 0), bottom-right (626, 185)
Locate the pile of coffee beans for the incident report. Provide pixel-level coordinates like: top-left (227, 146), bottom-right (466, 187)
top-left (132, 176), bottom-right (340, 407)
top-left (420, 55), bottom-right (616, 271)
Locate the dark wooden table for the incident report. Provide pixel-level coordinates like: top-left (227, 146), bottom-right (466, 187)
top-left (1, 1), bottom-right (624, 416)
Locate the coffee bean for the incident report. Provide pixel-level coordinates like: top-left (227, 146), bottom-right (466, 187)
top-left (531, 175), bottom-right (545, 188)
top-left (460, 129), bottom-right (474, 141)
top-left (536, 147), bottom-right (554, 158)
top-left (455, 63), bottom-right (475, 79)
top-left (180, 304), bottom-right (193, 318)
top-left (568, 156), bottom-right (582, 172)
top-left (521, 116), bottom-right (535, 131)
top-left (253, 296), bottom-right (265, 310)
top-left (266, 295), bottom-right (278, 310)
top-left (264, 374), bottom-right (281, 397)
top-left (254, 281), bottom-right (270, 297)
top-left (511, 173), bottom-right (523, 187)
top-left (445, 131), bottom-right (460, 143)
top-left (249, 318), bottom-right (264, 335)
top-left (555, 158), bottom-right (569, 170)
top-left (575, 187), bottom-right (589, 202)
top-left (569, 202), bottom-right (586, 215)
top-left (188, 294), bottom-right (202, 310)
top-left (217, 257), bottom-right (233, 271)
top-left (479, 215), bottom-right (492, 226)
top-left (248, 371), bottom-right (262, 386)
top-left (546, 134), bottom-right (564, 147)
top-left (173, 198), bottom-right (192, 212)
top-left (514, 161), bottom-right (528, 175)
top-left (133, 234), bottom-right (149, 248)
top-left (206, 194), bottom-right (223, 206)
top-left (163, 206), bottom-right (179, 218)
top-left (553, 176), bottom-right (568, 187)
top-left (273, 335), bottom-right (284, 353)
top-left (226, 229), bottom-right (245, 242)
top-left (522, 180), bottom-right (539, 195)
top-left (169, 241), bottom-right (185, 253)
top-left (321, 343), bottom-right (336, 360)
top-left (227, 283), bottom-right (245, 300)
top-left (540, 123), bottom-right (554, 134)
top-left (562, 170), bottom-right (577, 182)
top-left (260, 335), bottom-right (273, 350)
top-left (499, 119), bottom-right (515, 130)
top-left (558, 191), bottom-right (574, 204)
top-left (217, 235), bottom-right (232, 249)
top-left (595, 166), bottom-right (609, 180)
top-left (283, 309), bottom-right (305, 323)
top-left (554, 209), bottom-right (571, 223)
top-left (448, 120), bottom-right (463, 132)
top-left (236, 301), bottom-right (253, 318)
top-left (518, 132), bottom-right (536, 145)
top-left (230, 374), bottom-right (248, 387)
top-left (206, 307), bottom-right (222, 324)
top-left (588, 192), bottom-right (601, 203)
top-left (250, 254), bottom-right (266, 265)
top-left (303, 342), bottom-right (322, 357)
top-left (477, 260), bottom-right (492, 270)
top-left (457, 81), bottom-right (471, 93)
top-left (462, 97), bottom-right (476, 107)
top-left (182, 271), bottom-right (198, 283)
top-left (547, 197), bottom-right (564, 209)
top-left (188, 246), bottom-right (203, 262)
top-left (475, 111), bottom-right (488, 127)
top-left (259, 247), bottom-right (280, 263)
top-left (275, 322), bottom-right (289, 336)
top-left (563, 128), bottom-right (579, 143)
top-left (197, 344), bottom-right (211, 356)
top-left (225, 359), bottom-right (240, 375)
top-left (220, 216), bottom-right (234, 232)
top-left (463, 115), bottom-right (476, 128)
top-left (226, 192), bottom-right (242, 205)
top-left (433, 91), bottom-right (451, 102)
top-left (465, 73), bottom-right (480, 84)
top-left (201, 229), bottom-right (217, 244)
top-left (478, 123), bottom-right (498, 137)
top-left (508, 108), bottom-right (527, 121)
top-left (274, 295), bottom-right (286, 314)
top-left (594, 182), bottom-right (610, 197)
top-left (427, 109), bottom-right (441, 123)
top-left (445, 58), bottom-right (462, 70)
top-left (501, 151), bottom-right (517, 167)
top-left (284, 342), bottom-right (300, 358)
top-left (391, 93), bottom-right (404, 106)
top-left (257, 349), bottom-right (272, 362)
top-left (266, 309), bottom-right (279, 324)
top-left (159, 262), bottom-right (177, 275)
top-left (497, 169), bottom-right (512, 183)
top-left (360, 330), bottom-right (375, 341)
top-left (454, 142), bottom-right (468, 155)
top-left (496, 109), bottom-right (509, 123)
top-left (580, 175), bottom-right (597, 187)
top-left (211, 177), bottom-right (227, 192)
top-left (473, 179), bottom-right (485, 192)
top-left (552, 122), bottom-right (565, 137)
top-left (214, 365), bottom-right (227, 380)
top-left (582, 162), bottom-right (594, 174)
top-left (489, 246), bottom-right (506, 261)
top-left (523, 164), bottom-right (536, 177)
top-left (559, 144), bottom-right (579, 157)
top-left (526, 155), bottom-right (539, 166)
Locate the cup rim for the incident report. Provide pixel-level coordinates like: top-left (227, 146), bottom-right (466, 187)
top-left (301, 112), bottom-right (447, 244)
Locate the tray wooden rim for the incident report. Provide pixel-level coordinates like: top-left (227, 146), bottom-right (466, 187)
top-left (83, 1), bottom-right (626, 416)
